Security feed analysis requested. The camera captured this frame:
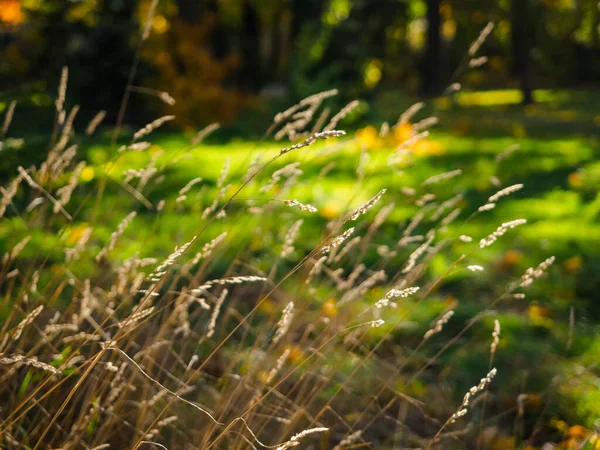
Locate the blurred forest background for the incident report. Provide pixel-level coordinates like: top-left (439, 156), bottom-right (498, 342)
top-left (2, 0), bottom-right (600, 129)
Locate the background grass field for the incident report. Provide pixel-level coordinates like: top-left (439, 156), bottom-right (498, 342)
top-left (1, 86), bottom-right (599, 448)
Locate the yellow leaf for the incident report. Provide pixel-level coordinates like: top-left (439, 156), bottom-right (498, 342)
top-left (413, 140), bottom-right (445, 156)
top-left (152, 15), bottom-right (170, 34)
top-left (391, 122), bottom-right (412, 145)
top-left (0, 0), bottom-right (23, 24)
top-left (321, 200), bottom-right (341, 220)
top-left (568, 172), bottom-right (583, 187)
top-left (567, 425), bottom-right (590, 438)
top-left (501, 250), bottom-right (522, 267)
top-left (285, 345), bottom-right (304, 364)
top-left (321, 299), bottom-right (338, 318)
top-left (491, 435), bottom-right (516, 450)
top-left (356, 125), bottom-right (382, 150)
top-left (66, 223), bottom-right (91, 246)
top-left (563, 256), bottom-right (582, 272)
top-left (80, 166), bottom-right (95, 182)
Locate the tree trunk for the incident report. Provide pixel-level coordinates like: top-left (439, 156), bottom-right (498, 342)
top-left (239, 1), bottom-right (261, 92)
top-left (176, 0), bottom-right (201, 24)
top-left (421, 0), bottom-right (441, 96)
top-left (512, 0), bottom-right (534, 105)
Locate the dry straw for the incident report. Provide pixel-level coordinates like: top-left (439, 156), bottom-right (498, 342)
top-left (333, 236), bottom-right (361, 263)
top-left (312, 106), bottom-right (331, 133)
top-left (490, 319), bottom-right (501, 355)
top-left (261, 162), bottom-right (302, 193)
top-left (488, 183), bottom-right (523, 203)
top-left (349, 189), bottom-right (386, 220)
top-left (55, 161), bottom-right (86, 212)
top-left (496, 143), bottom-right (520, 162)
top-left (412, 116), bottom-right (439, 132)
top-left (478, 203), bottom-right (496, 212)
top-left (10, 236), bottom-right (31, 260)
top-left (479, 219), bottom-right (526, 248)
top-left (176, 177), bottom-right (203, 204)
top-left (96, 211), bottom-right (137, 261)
top-left (269, 89), bottom-right (338, 137)
top-left (283, 199), bottom-right (317, 213)
top-left (56, 66), bottom-right (68, 116)
top-left (276, 427), bottom-right (329, 450)
top-left (0, 175), bottom-right (23, 219)
top-left (322, 227), bottom-right (355, 254)
top-left (449, 368), bottom-right (497, 423)
top-left (431, 193), bottom-right (463, 221)
top-left (118, 307), bottom-right (155, 328)
top-left (441, 208), bottom-right (462, 226)
top-left (13, 305), bottom-right (44, 340)
top-left (192, 122), bottom-right (220, 145)
top-left (340, 269), bottom-right (386, 304)
top-left (2, 100), bottom-right (17, 136)
top-left (201, 184), bottom-right (229, 219)
top-left (469, 56), bottom-right (488, 68)
top-left (375, 286), bottom-right (420, 308)
top-left (133, 115), bottom-right (175, 141)
top-left (305, 256), bottom-right (327, 285)
top-left (380, 121), bottom-right (390, 137)
top-left (402, 233), bottom-right (435, 274)
top-left (273, 301), bottom-right (295, 345)
top-left (337, 264), bottom-right (365, 291)
top-left (370, 319), bottom-right (385, 327)
top-left (281, 219), bottom-right (303, 258)
top-left (148, 239), bottom-right (193, 282)
top-left (280, 130), bottom-right (345, 155)
top-left (266, 348), bottom-right (290, 384)
top-left (192, 275), bottom-right (267, 292)
top-left (332, 430), bottom-right (363, 450)
top-left (520, 256), bottom-right (555, 287)
top-left (86, 110), bottom-right (107, 136)
top-left (141, 0), bottom-right (159, 40)
top-left (65, 226), bottom-right (93, 263)
top-left (18, 166), bottom-right (72, 220)
top-left (191, 232), bottom-right (228, 264)
top-left (61, 105), bottom-right (80, 139)
top-left (63, 332), bottom-right (102, 343)
top-left (206, 289), bottom-right (228, 338)
top-left (424, 310), bottom-right (454, 340)
top-left (398, 102), bottom-right (425, 126)
top-left (6, 268), bottom-right (19, 279)
top-left (325, 100), bottom-right (360, 131)
top-left (468, 22), bottom-right (495, 56)
top-left (447, 82), bottom-right (462, 93)
top-left (0, 355), bottom-right (61, 375)
top-left (422, 169), bottom-right (462, 186)
top-left (120, 142), bottom-right (152, 153)
top-left (415, 193), bottom-right (436, 207)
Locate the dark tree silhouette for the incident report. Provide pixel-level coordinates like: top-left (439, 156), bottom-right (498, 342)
top-left (512, 0), bottom-right (534, 105)
top-left (421, 0), bottom-right (442, 96)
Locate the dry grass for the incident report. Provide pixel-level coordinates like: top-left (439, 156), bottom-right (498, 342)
top-left (0, 87), bottom-right (558, 449)
top-left (0, 21), bottom-right (582, 450)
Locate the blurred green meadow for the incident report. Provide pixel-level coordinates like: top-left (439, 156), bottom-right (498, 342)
top-left (2, 88), bottom-right (599, 447)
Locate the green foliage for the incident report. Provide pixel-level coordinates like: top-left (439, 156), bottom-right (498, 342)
top-left (2, 85), bottom-right (599, 448)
